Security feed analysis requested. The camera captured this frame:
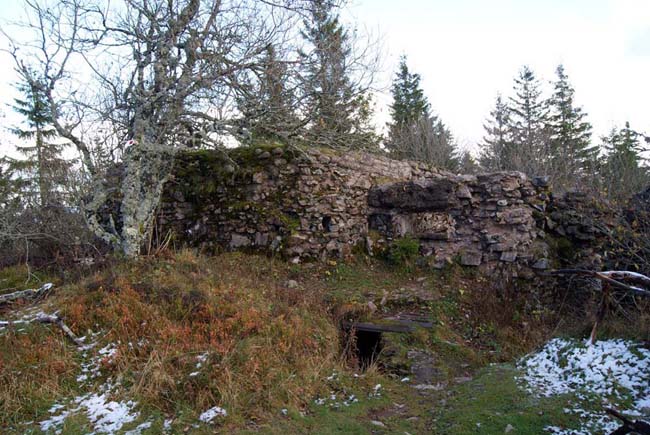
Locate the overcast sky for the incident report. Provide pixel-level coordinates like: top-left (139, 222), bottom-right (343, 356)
top-left (350, 0), bottom-right (650, 152)
top-left (1, 0), bottom-right (649, 156)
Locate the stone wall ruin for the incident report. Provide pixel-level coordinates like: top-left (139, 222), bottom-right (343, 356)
top-left (157, 145), bottom-right (558, 275)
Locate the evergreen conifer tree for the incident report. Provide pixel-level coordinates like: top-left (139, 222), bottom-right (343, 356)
top-left (0, 157), bottom-right (26, 211)
top-left (508, 66), bottom-right (549, 175)
top-left (299, 0), bottom-right (376, 149)
top-left (386, 56), bottom-right (458, 171)
top-left (387, 55), bottom-right (430, 130)
top-left (546, 64), bottom-right (595, 187)
top-left (238, 44), bottom-right (298, 143)
top-left (479, 94), bottom-right (515, 171)
top-left (10, 76), bottom-right (71, 207)
top-left (601, 122), bottom-right (648, 198)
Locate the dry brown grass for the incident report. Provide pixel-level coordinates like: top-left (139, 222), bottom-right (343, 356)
top-left (0, 327), bottom-right (79, 425)
top-left (5, 249), bottom-right (642, 432)
top-left (53, 250), bottom-right (340, 422)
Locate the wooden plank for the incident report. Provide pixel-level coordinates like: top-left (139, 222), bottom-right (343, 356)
top-left (342, 318), bottom-right (433, 334)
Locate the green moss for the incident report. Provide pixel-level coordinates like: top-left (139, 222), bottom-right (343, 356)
top-left (0, 264), bottom-right (57, 294)
top-left (532, 209), bottom-right (545, 221)
top-left (372, 175), bottom-right (401, 185)
top-left (386, 237), bottom-right (420, 268)
top-left (548, 236), bottom-right (576, 263)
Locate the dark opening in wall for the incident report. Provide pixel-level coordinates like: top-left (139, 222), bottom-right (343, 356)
top-left (354, 329), bottom-right (383, 369)
top-left (322, 215), bottom-right (332, 232)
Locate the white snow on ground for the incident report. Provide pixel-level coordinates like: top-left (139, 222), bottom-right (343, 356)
top-left (77, 391), bottom-right (138, 433)
top-left (199, 406), bottom-right (227, 423)
top-left (195, 352), bottom-right (209, 368)
top-left (39, 379), bottom-right (140, 434)
top-left (519, 338), bottom-right (650, 434)
top-left (186, 352), bottom-right (210, 378)
top-left (38, 341), bottom-right (148, 435)
top-left (77, 343), bottom-right (118, 383)
top-left (124, 421), bottom-right (152, 434)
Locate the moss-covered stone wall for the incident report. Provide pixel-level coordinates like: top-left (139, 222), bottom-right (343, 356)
top-left (157, 145), bottom-right (612, 276)
top-left (157, 145), bottom-right (446, 261)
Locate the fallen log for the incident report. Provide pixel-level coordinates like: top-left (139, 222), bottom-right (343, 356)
top-left (0, 311), bottom-right (83, 346)
top-left (544, 269), bottom-right (650, 297)
top-left (543, 269), bottom-right (650, 344)
top-left (606, 408), bottom-right (650, 434)
top-left (0, 283), bottom-right (54, 305)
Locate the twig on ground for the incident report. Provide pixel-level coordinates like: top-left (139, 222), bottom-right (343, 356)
top-left (0, 283), bottom-right (54, 305)
top-left (0, 310), bottom-right (83, 346)
top-left (543, 269), bottom-right (650, 297)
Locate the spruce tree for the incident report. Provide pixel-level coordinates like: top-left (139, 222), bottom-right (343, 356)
top-left (458, 150), bottom-right (479, 174)
top-left (479, 94), bottom-right (515, 171)
top-left (508, 66), bottom-right (549, 175)
top-left (299, 0), bottom-right (376, 149)
top-left (0, 157), bottom-right (27, 211)
top-left (388, 55), bottom-right (430, 130)
top-left (386, 56), bottom-right (459, 171)
top-left (10, 76), bottom-right (70, 207)
top-left (546, 64), bottom-right (595, 187)
top-left (601, 122), bottom-right (648, 198)
top-left (238, 44), bottom-right (298, 143)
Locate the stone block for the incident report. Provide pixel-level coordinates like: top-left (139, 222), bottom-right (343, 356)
top-left (456, 184), bottom-right (472, 199)
top-left (230, 234), bottom-right (250, 248)
top-left (460, 251), bottom-right (482, 266)
top-left (531, 258), bottom-right (549, 269)
top-left (368, 179), bottom-right (457, 212)
top-left (500, 251), bottom-right (517, 262)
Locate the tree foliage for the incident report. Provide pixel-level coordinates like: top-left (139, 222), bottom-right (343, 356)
top-left (298, 0), bottom-right (378, 149)
top-left (507, 65), bottom-right (549, 175)
top-left (479, 94), bottom-right (514, 171)
top-left (601, 123), bottom-right (649, 198)
top-left (387, 55), bottom-right (430, 129)
top-left (237, 44), bottom-right (300, 143)
top-left (478, 65), bottom-right (616, 193)
top-left (10, 75), bottom-right (72, 207)
top-left (546, 64), bottom-right (596, 187)
top-left (386, 56), bottom-right (459, 171)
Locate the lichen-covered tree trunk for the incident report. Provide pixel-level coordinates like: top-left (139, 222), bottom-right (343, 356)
top-left (85, 141), bottom-right (176, 257)
top-left (118, 141), bottom-right (176, 256)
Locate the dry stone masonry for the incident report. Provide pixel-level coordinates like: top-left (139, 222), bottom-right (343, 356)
top-left (367, 173), bottom-right (550, 274)
top-left (158, 145), bottom-right (445, 260)
top-left (157, 145), bottom-right (555, 275)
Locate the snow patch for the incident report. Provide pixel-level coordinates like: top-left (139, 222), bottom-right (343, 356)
top-left (38, 340), bottom-right (141, 434)
top-left (124, 421), bottom-right (153, 435)
top-left (519, 338), bottom-right (650, 434)
top-left (199, 406), bottom-right (227, 423)
top-left (77, 342), bottom-right (118, 384)
top-left (39, 385), bottom-right (139, 434)
top-left (195, 352), bottom-right (209, 369)
top-left (80, 392), bottom-right (138, 433)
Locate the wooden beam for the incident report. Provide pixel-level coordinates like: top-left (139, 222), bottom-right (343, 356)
top-left (342, 319), bottom-right (433, 334)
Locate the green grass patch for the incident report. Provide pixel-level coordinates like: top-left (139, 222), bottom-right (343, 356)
top-left (0, 264), bottom-right (56, 295)
top-left (434, 364), bottom-right (584, 434)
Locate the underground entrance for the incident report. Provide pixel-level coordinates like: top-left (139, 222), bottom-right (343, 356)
top-left (342, 318), bottom-right (433, 370)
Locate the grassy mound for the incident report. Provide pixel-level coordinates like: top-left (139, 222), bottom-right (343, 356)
top-left (3, 249), bottom-right (645, 434)
top-left (1, 251), bottom-right (345, 432)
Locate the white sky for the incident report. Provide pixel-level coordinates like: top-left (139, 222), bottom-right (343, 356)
top-left (1, 0), bottom-right (649, 157)
top-left (350, 0), bottom-right (650, 152)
